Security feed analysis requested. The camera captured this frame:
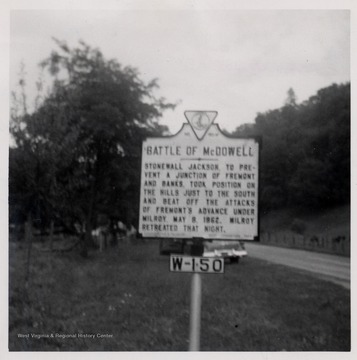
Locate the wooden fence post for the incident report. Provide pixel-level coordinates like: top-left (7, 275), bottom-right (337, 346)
top-left (49, 219), bottom-right (54, 251)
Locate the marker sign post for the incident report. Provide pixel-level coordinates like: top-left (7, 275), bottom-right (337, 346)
top-left (139, 111), bottom-right (260, 351)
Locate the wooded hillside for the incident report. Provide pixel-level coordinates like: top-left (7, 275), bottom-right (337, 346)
top-left (9, 40), bottom-right (350, 239)
top-left (231, 83), bottom-right (350, 212)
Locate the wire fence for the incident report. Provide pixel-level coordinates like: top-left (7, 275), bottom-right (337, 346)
top-left (260, 231), bottom-right (350, 257)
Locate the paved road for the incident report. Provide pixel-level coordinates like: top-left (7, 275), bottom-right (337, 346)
top-left (244, 242), bottom-right (350, 289)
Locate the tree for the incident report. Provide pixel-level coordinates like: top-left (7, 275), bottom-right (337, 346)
top-left (284, 88), bottom-right (297, 107)
top-left (10, 39), bottom-right (175, 255)
top-left (231, 83), bottom-right (350, 211)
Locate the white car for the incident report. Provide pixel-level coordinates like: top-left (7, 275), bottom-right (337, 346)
top-left (203, 240), bottom-right (248, 263)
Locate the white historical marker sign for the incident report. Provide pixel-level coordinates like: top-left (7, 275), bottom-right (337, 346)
top-left (139, 111), bottom-right (259, 240)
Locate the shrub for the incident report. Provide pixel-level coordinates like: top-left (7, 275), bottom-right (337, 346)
top-left (291, 218), bottom-right (307, 235)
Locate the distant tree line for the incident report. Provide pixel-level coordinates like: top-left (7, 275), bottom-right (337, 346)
top-left (231, 83), bottom-right (350, 211)
top-left (9, 39), bottom-right (350, 251)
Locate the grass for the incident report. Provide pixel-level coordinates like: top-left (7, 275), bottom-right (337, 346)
top-left (9, 239), bottom-right (350, 351)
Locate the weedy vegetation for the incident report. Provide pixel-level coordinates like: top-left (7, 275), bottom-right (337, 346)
top-left (9, 238), bottom-right (350, 351)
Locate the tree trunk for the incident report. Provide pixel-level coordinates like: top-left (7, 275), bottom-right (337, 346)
top-left (25, 212), bottom-right (33, 289)
top-left (81, 178), bottom-right (96, 257)
top-left (81, 220), bottom-right (92, 258)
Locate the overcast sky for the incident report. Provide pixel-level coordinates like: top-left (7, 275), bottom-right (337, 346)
top-left (10, 8), bottom-right (350, 134)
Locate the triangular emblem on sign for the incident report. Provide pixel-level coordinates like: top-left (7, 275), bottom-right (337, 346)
top-left (184, 111), bottom-right (218, 140)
